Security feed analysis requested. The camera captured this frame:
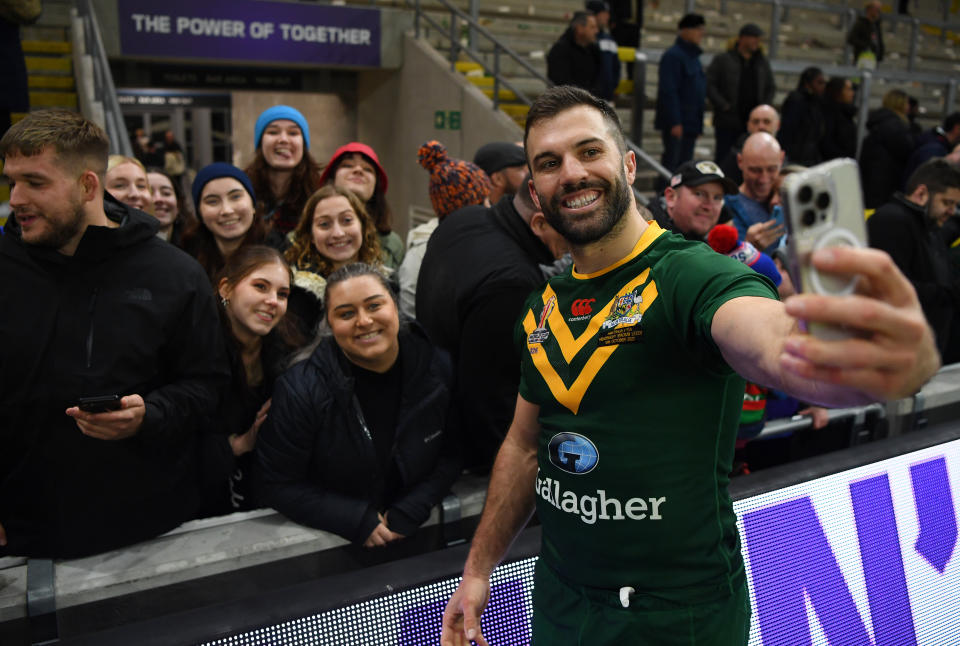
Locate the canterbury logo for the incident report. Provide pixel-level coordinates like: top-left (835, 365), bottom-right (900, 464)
top-left (571, 298), bottom-right (595, 317)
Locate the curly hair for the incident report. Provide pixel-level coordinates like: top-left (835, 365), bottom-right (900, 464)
top-left (284, 185), bottom-right (382, 277)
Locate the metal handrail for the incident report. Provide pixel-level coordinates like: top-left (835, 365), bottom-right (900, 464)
top-left (72, 0), bottom-right (132, 156)
top-left (407, 0), bottom-right (670, 181)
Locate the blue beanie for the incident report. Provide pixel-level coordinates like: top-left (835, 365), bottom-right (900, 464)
top-left (254, 105), bottom-right (310, 151)
top-left (192, 163), bottom-right (256, 207)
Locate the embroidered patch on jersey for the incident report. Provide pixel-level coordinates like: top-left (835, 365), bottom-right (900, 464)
top-left (522, 271), bottom-right (660, 414)
top-left (527, 295), bottom-right (556, 345)
top-left (597, 285), bottom-right (645, 346)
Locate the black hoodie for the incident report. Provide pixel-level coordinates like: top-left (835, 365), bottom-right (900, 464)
top-left (0, 195), bottom-right (230, 558)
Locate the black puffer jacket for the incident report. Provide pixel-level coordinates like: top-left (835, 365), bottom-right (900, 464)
top-left (0, 195), bottom-right (229, 558)
top-left (859, 108), bottom-right (915, 209)
top-left (256, 323), bottom-right (460, 543)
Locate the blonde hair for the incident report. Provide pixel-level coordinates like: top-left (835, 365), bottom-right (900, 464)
top-left (108, 154), bottom-right (146, 174)
top-left (881, 89), bottom-right (909, 117)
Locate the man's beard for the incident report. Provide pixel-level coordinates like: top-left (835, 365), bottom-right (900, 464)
top-left (537, 169), bottom-right (631, 246)
top-left (18, 197), bottom-right (85, 250)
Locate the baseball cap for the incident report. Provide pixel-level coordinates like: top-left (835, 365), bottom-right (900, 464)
top-left (473, 142), bottom-right (526, 176)
top-left (668, 160), bottom-right (738, 195)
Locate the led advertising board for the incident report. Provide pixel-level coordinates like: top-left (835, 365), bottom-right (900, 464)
top-left (202, 438), bottom-right (960, 645)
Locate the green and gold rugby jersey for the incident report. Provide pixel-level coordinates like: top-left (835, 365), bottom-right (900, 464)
top-left (516, 221), bottom-right (778, 601)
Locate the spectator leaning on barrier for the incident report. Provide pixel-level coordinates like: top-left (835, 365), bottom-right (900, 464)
top-left (719, 103), bottom-right (780, 185)
top-left (473, 141), bottom-right (527, 205)
top-left (859, 88), bottom-right (915, 209)
top-left (868, 159), bottom-right (960, 361)
top-left (416, 173), bottom-right (567, 473)
top-left (0, 109), bottom-right (230, 558)
top-left (655, 13), bottom-right (707, 176)
top-left (706, 23), bottom-right (775, 163)
top-left (847, 0), bottom-right (885, 69)
top-left (647, 159), bottom-right (738, 242)
top-left (778, 66), bottom-right (826, 168)
top-left (586, 0), bottom-right (621, 101)
top-left (547, 11), bottom-right (602, 97)
top-left (257, 263), bottom-right (461, 548)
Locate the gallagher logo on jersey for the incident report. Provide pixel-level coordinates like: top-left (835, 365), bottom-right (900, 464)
top-left (548, 433), bottom-right (599, 474)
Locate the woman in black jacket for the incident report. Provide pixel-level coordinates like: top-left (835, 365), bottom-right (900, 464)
top-left (820, 77), bottom-right (858, 162)
top-left (256, 263), bottom-right (460, 547)
top-left (198, 245), bottom-right (302, 517)
top-left (859, 89), bottom-right (916, 209)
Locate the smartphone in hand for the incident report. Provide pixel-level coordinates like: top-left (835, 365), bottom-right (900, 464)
top-left (780, 158), bottom-right (868, 340)
top-left (77, 395), bottom-right (122, 413)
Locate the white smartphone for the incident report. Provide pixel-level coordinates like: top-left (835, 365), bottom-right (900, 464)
top-left (780, 158), bottom-right (868, 340)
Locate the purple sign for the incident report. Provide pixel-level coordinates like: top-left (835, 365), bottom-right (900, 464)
top-left (117, 0), bottom-right (380, 67)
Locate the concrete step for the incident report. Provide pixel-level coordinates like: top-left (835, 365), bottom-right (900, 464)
top-left (28, 91), bottom-right (77, 109)
top-left (28, 74), bottom-right (75, 89)
top-left (21, 39), bottom-right (72, 55)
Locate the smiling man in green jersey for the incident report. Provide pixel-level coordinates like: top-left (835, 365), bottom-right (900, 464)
top-left (441, 86), bottom-right (940, 646)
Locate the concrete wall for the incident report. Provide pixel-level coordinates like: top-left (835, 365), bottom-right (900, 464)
top-left (357, 34), bottom-right (523, 240)
top-left (230, 90), bottom-right (357, 169)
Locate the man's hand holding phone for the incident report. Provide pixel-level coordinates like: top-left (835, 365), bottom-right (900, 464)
top-left (66, 394), bottom-right (146, 440)
top-left (746, 218), bottom-right (785, 251)
top-left (780, 246), bottom-right (940, 403)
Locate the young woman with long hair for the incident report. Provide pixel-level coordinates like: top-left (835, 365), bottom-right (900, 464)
top-left (256, 263), bottom-right (460, 546)
top-left (244, 105), bottom-right (323, 248)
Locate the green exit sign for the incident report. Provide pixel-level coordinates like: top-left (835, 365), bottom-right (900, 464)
top-left (434, 110), bottom-right (461, 130)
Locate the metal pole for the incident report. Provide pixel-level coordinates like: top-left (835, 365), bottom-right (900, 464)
top-left (414, 0), bottom-right (420, 39)
top-left (685, 0), bottom-right (695, 15)
top-left (449, 12), bottom-right (458, 71)
top-left (908, 18), bottom-right (919, 71)
top-left (842, 8), bottom-right (854, 65)
top-left (493, 45), bottom-right (501, 111)
top-left (720, 0), bottom-right (728, 15)
top-left (631, 51), bottom-right (647, 148)
top-left (469, 0), bottom-right (479, 55)
top-left (769, 0), bottom-right (782, 60)
top-left (855, 70), bottom-right (872, 160)
top-left (947, 78), bottom-right (958, 120)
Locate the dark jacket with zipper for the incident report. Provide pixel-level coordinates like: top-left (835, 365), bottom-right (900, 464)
top-left (256, 323), bottom-right (460, 542)
top-left (416, 196), bottom-right (555, 471)
top-left (0, 195), bottom-right (230, 558)
top-left (868, 193), bottom-right (960, 357)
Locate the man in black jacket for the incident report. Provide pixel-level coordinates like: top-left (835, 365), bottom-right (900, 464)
top-left (547, 12), bottom-right (602, 97)
top-left (868, 159), bottom-right (960, 360)
top-left (0, 109), bottom-right (229, 558)
top-left (416, 177), bottom-right (565, 471)
top-left (706, 23), bottom-right (775, 162)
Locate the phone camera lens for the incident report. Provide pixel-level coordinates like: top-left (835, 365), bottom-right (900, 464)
top-left (802, 210), bottom-right (817, 227)
top-left (816, 192), bottom-right (831, 210)
top-left (798, 185), bottom-right (813, 203)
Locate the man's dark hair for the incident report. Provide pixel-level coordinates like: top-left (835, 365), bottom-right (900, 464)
top-left (905, 158), bottom-right (960, 197)
top-left (571, 11), bottom-right (593, 27)
top-left (797, 67), bottom-right (823, 92)
top-left (523, 85), bottom-right (626, 160)
top-left (944, 112), bottom-right (960, 133)
top-left (0, 109), bottom-right (109, 178)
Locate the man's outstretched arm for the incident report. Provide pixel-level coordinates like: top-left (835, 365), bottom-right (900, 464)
top-left (441, 395), bottom-right (541, 646)
top-left (713, 246), bottom-right (940, 408)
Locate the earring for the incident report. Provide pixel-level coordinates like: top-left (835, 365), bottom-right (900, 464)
top-left (221, 297), bottom-right (229, 307)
